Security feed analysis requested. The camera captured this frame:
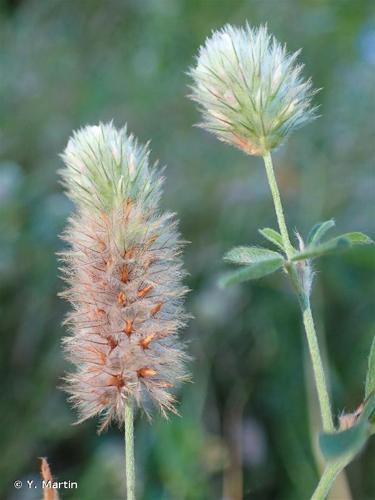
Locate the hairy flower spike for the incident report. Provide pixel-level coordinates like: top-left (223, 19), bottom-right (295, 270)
top-left (60, 123), bottom-right (189, 431)
top-left (189, 24), bottom-right (317, 155)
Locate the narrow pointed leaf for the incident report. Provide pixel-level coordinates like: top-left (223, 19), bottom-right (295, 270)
top-left (366, 336), bottom-right (375, 398)
top-left (224, 246), bottom-right (284, 265)
top-left (307, 219), bottom-right (335, 245)
top-left (363, 392), bottom-right (375, 422)
top-left (259, 228), bottom-right (284, 251)
top-left (319, 420), bottom-right (368, 461)
top-left (319, 393), bottom-right (375, 460)
top-left (342, 232), bottom-right (374, 245)
top-left (219, 258), bottom-right (284, 287)
top-left (292, 232), bottom-right (373, 261)
top-left (292, 238), bottom-right (349, 261)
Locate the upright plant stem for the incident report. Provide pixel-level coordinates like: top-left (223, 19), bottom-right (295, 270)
top-left (262, 152), bottom-right (294, 259)
top-left (312, 459), bottom-right (348, 499)
top-left (125, 398), bottom-right (136, 500)
top-left (301, 297), bottom-right (334, 431)
top-left (261, 151), bottom-right (334, 432)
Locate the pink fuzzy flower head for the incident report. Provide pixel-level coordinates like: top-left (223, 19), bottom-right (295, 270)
top-left (59, 123), bottom-right (189, 432)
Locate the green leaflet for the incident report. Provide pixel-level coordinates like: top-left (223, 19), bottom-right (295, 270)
top-left (292, 232), bottom-right (373, 261)
top-left (224, 246), bottom-right (284, 265)
top-left (307, 219), bottom-right (335, 245)
top-left (319, 419), bottom-right (368, 461)
top-left (319, 393), bottom-right (375, 461)
top-left (220, 246), bottom-right (284, 287)
top-left (366, 336), bottom-right (375, 398)
top-left (259, 228), bottom-right (285, 251)
top-left (219, 259), bottom-right (284, 287)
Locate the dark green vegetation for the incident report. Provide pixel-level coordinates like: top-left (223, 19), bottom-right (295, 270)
top-left (0, 1), bottom-right (374, 498)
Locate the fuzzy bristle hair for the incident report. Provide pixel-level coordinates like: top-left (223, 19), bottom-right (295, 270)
top-left (189, 24), bottom-right (317, 156)
top-left (59, 123), bottom-right (189, 432)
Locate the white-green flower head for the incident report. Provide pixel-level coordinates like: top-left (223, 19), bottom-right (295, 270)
top-left (61, 122), bottom-right (162, 212)
top-left (189, 24), bottom-right (318, 156)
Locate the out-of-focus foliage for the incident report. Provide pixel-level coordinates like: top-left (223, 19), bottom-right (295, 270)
top-left (0, 1), bottom-right (374, 499)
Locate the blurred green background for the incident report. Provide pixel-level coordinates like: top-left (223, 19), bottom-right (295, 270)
top-left (0, 0), bottom-right (374, 499)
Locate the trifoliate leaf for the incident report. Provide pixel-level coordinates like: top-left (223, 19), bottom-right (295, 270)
top-left (224, 246), bottom-right (284, 265)
top-left (259, 228), bottom-right (284, 251)
top-left (292, 232), bottom-right (373, 261)
top-left (366, 336), bottom-right (375, 398)
top-left (307, 219), bottom-right (335, 245)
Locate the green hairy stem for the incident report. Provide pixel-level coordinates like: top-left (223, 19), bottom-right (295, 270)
top-left (125, 399), bottom-right (136, 500)
top-left (301, 298), bottom-right (334, 432)
top-left (312, 458), bottom-right (350, 499)
top-left (262, 152), bottom-right (294, 260)
top-left (262, 151), bottom-right (337, 496)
